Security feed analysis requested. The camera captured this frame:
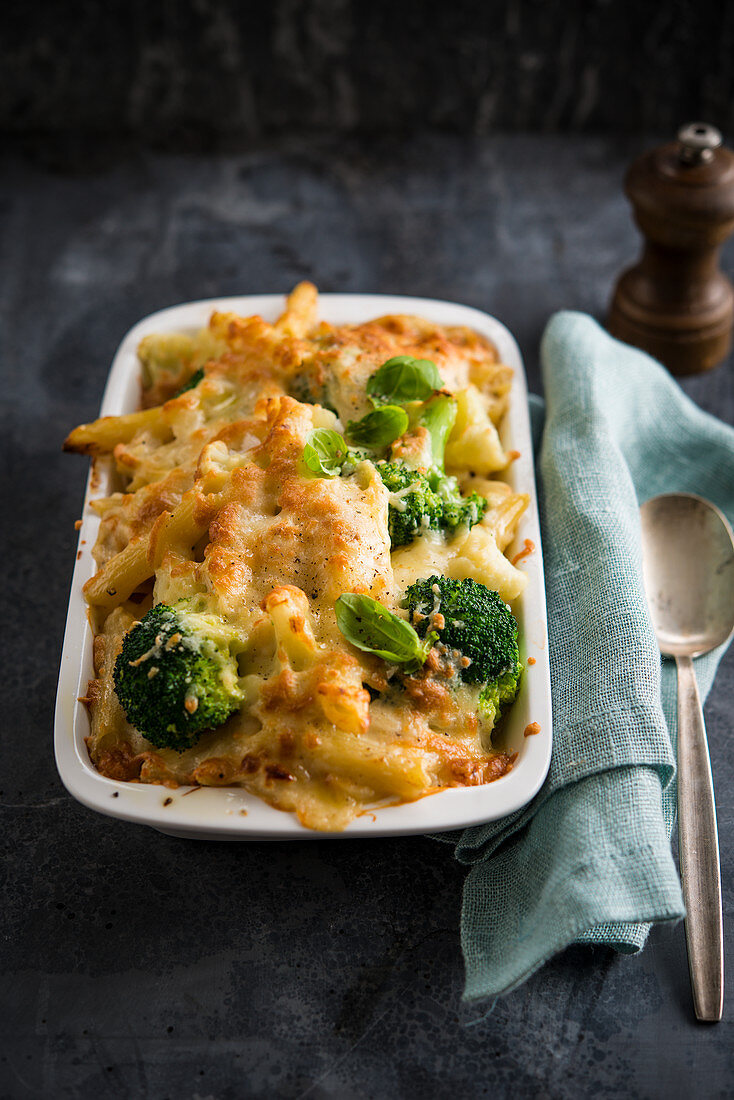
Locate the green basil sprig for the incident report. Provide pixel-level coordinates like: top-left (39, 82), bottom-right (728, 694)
top-left (345, 405), bottom-right (409, 448)
top-left (366, 356), bottom-right (444, 405)
top-left (335, 593), bottom-right (437, 670)
top-left (302, 428), bottom-right (349, 477)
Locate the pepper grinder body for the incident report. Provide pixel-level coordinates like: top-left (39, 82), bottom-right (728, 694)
top-left (608, 124), bottom-right (734, 375)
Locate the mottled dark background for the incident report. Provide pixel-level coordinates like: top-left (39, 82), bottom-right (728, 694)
top-left (3, 3), bottom-right (734, 1099)
top-left (2, 0), bottom-right (734, 160)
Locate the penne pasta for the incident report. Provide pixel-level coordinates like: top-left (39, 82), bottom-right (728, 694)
top-left (64, 407), bottom-right (170, 454)
top-left (70, 285), bottom-right (531, 831)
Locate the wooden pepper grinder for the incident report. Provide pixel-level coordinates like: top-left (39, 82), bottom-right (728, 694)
top-left (608, 123), bottom-right (734, 374)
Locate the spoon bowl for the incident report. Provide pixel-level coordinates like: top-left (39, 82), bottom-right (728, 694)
top-left (640, 493), bottom-right (734, 657)
top-left (640, 491), bottom-right (734, 1023)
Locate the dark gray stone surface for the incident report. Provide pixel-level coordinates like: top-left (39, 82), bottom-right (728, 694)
top-left (2, 0), bottom-right (734, 146)
top-left (2, 134), bottom-right (733, 1098)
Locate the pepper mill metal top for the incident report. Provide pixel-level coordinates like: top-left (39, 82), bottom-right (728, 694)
top-left (608, 122), bottom-right (734, 375)
top-left (677, 122), bottom-right (722, 165)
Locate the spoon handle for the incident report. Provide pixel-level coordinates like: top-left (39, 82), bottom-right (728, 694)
top-left (676, 653), bottom-right (724, 1021)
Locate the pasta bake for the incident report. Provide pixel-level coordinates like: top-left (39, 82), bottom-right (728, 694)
top-left (65, 284), bottom-right (531, 831)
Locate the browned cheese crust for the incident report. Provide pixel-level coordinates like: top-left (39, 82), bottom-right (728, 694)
top-left (67, 284), bottom-right (528, 831)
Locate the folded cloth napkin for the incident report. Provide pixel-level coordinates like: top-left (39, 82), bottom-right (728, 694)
top-left (446, 311), bottom-right (734, 1002)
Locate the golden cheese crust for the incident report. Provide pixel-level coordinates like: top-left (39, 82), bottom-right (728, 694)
top-left (66, 284), bottom-right (530, 831)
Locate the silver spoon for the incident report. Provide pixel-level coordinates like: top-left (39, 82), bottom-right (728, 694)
top-left (640, 492), bottom-right (734, 1022)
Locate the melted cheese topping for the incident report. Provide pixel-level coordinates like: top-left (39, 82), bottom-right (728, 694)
top-left (66, 284), bottom-right (530, 831)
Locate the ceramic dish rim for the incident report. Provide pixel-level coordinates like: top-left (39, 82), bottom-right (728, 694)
top-left (54, 292), bottom-right (552, 840)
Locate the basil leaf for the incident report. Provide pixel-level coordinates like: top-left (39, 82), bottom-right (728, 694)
top-left (335, 593), bottom-right (436, 669)
top-left (175, 367), bottom-right (204, 396)
top-left (345, 405), bottom-right (409, 449)
top-left (367, 356), bottom-right (444, 405)
top-left (302, 429), bottom-right (349, 477)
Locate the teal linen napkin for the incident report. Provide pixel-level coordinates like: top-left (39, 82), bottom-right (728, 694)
top-left (450, 311), bottom-right (734, 1002)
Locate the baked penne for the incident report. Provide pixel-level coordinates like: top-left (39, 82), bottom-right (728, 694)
top-left (66, 284), bottom-right (532, 831)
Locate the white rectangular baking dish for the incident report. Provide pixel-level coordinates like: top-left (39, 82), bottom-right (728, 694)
top-left (55, 293), bottom-right (552, 839)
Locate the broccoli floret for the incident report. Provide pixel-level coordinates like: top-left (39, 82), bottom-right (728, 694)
top-left (113, 604), bottom-right (243, 752)
top-left (289, 372), bottom-right (338, 415)
top-left (402, 576), bottom-right (522, 724)
top-left (439, 484), bottom-right (487, 531)
top-left (390, 393), bottom-right (457, 474)
top-left (377, 462), bottom-right (443, 547)
top-left (377, 391), bottom-right (486, 546)
top-left (476, 666), bottom-right (525, 727)
top-left (377, 461), bottom-right (486, 548)
top-left (417, 394), bottom-right (457, 473)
